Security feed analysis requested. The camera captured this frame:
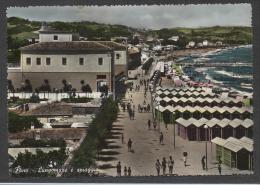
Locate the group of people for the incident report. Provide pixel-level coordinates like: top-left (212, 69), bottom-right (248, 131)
top-left (147, 119), bottom-right (158, 130)
top-left (120, 102), bottom-right (136, 120)
top-left (137, 101), bottom-right (150, 113)
top-left (155, 156), bottom-right (175, 176)
top-left (116, 161), bottom-right (132, 176)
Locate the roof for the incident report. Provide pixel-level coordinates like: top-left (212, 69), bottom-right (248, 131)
top-left (96, 41), bottom-right (126, 50)
top-left (211, 137), bottom-right (253, 153)
top-left (175, 117), bottom-right (253, 128)
top-left (20, 41), bottom-right (113, 53)
top-left (22, 103), bottom-right (73, 116)
top-left (9, 128), bottom-right (86, 140)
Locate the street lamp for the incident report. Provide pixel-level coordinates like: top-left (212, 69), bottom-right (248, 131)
top-left (21, 82), bottom-right (25, 99)
top-left (204, 124), bottom-right (208, 171)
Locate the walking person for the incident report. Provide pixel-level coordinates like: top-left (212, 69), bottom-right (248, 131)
top-left (155, 159), bottom-right (161, 176)
top-left (138, 104), bottom-right (141, 113)
top-left (162, 157), bottom-right (167, 176)
top-left (124, 166), bottom-right (128, 176)
top-left (168, 156), bottom-right (174, 175)
top-left (201, 156), bottom-right (206, 170)
top-left (147, 104), bottom-right (150, 112)
top-left (132, 110), bottom-right (135, 120)
top-left (153, 121), bottom-right (157, 130)
top-left (128, 109), bottom-right (132, 120)
top-left (148, 119), bottom-right (151, 130)
top-left (159, 132), bottom-right (164, 145)
top-left (116, 161), bottom-right (122, 177)
top-left (128, 166), bottom-right (132, 176)
top-left (121, 133), bottom-right (124, 144)
top-left (183, 152), bottom-right (188, 167)
top-left (127, 139), bottom-right (133, 152)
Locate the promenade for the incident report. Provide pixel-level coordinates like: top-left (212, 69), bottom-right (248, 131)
top-left (96, 71), bottom-right (252, 176)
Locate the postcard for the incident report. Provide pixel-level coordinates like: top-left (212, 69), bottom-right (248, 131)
top-left (6, 4), bottom-right (253, 177)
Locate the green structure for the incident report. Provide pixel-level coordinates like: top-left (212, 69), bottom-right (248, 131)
top-left (212, 137), bottom-right (253, 170)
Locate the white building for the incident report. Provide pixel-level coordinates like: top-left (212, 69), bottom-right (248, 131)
top-left (203, 40), bottom-right (209, 47)
top-left (188, 41), bottom-right (196, 48)
top-left (168, 36), bottom-right (179, 42)
top-left (8, 25), bottom-right (128, 92)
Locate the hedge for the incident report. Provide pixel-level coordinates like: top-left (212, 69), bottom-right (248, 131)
top-left (71, 98), bottom-right (118, 168)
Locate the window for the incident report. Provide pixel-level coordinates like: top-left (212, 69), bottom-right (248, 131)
top-left (97, 75), bottom-right (106, 79)
top-left (26, 57), bottom-right (31, 65)
top-left (116, 53), bottom-right (121, 59)
top-left (62, 57), bottom-right (67, 65)
top-left (98, 58), bottom-right (103, 65)
top-left (79, 58), bottom-right (84, 65)
top-left (53, 35), bottom-right (58, 40)
top-left (46, 58), bottom-right (51, 65)
top-left (36, 58), bottom-right (41, 65)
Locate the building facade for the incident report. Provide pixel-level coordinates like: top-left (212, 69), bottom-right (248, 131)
top-left (8, 25), bottom-right (128, 92)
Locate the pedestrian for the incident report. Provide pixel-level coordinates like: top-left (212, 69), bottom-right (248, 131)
top-left (128, 109), bottom-right (132, 120)
top-left (148, 119), bottom-right (151, 130)
top-left (127, 139), bottom-right (132, 152)
top-left (116, 161), bottom-right (122, 177)
top-left (168, 156), bottom-right (174, 175)
top-left (155, 159), bottom-right (161, 176)
top-left (147, 104), bottom-right (150, 112)
top-left (162, 157), bottom-right (167, 175)
top-left (124, 166), bottom-right (128, 176)
top-left (153, 121), bottom-right (157, 130)
top-left (121, 133), bottom-right (124, 144)
top-left (183, 152), bottom-right (187, 167)
top-left (159, 132), bottom-right (164, 145)
top-left (132, 110), bottom-right (135, 120)
top-left (133, 104), bottom-right (135, 111)
top-left (128, 166), bottom-right (132, 176)
top-left (122, 103), bottom-right (126, 112)
top-left (201, 156), bottom-right (206, 170)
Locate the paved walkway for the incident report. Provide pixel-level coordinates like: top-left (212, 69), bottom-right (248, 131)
top-left (96, 73), bottom-right (252, 177)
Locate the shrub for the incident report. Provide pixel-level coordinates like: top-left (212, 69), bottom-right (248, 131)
top-left (8, 112), bottom-right (43, 133)
top-left (19, 138), bottom-right (66, 148)
top-left (71, 98), bottom-right (118, 168)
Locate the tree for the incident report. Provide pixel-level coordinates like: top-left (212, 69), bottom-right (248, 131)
top-left (8, 112), bottom-right (42, 133)
top-left (8, 80), bottom-right (15, 97)
top-left (81, 80), bottom-right (92, 98)
top-left (24, 79), bottom-right (33, 92)
top-left (38, 79), bottom-right (51, 99)
top-left (99, 85), bottom-right (109, 97)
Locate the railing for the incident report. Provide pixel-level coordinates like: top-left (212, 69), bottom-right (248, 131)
top-left (7, 63), bottom-right (21, 68)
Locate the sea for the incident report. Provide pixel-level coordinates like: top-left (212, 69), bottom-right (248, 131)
top-left (181, 45), bottom-right (253, 93)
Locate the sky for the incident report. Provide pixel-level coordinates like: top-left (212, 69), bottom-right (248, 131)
top-left (7, 4), bottom-right (252, 29)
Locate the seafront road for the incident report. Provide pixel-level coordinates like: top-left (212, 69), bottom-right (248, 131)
top-left (96, 70), bottom-right (252, 176)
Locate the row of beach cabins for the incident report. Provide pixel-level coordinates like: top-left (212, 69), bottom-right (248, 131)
top-left (153, 86), bottom-right (253, 170)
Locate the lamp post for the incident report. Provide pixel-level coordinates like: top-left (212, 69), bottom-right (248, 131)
top-left (172, 112), bottom-right (176, 149)
top-left (204, 124), bottom-right (208, 171)
top-left (21, 82), bottom-right (25, 99)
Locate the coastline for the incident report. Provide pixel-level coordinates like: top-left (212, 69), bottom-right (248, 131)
top-left (171, 45), bottom-right (253, 96)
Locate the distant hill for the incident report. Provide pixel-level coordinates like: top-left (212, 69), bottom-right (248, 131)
top-left (7, 17), bottom-right (133, 46)
top-left (148, 26), bottom-right (252, 45)
top-left (7, 17), bottom-right (252, 63)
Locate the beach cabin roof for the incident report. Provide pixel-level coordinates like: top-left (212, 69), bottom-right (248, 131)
top-left (227, 137), bottom-right (253, 152)
top-left (207, 118), bottom-right (220, 127)
top-left (217, 118), bottom-right (231, 128)
top-left (241, 119), bottom-right (253, 128)
top-left (229, 119), bottom-right (243, 128)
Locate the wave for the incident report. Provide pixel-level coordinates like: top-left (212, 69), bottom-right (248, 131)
top-left (215, 70), bottom-right (253, 79)
top-left (195, 67), bottom-right (209, 73)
